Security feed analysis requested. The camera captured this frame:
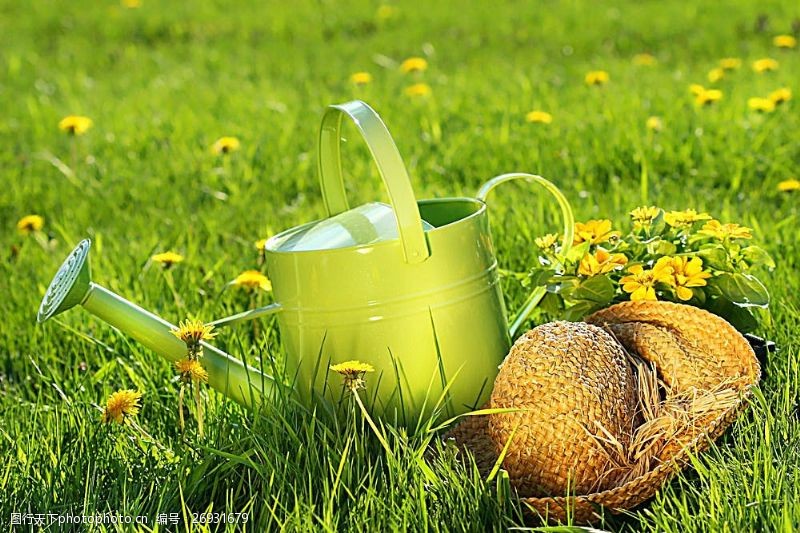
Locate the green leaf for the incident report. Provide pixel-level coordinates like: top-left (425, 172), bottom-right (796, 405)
top-left (739, 246), bottom-right (775, 270)
top-left (572, 275), bottom-right (615, 303)
top-left (564, 300), bottom-right (603, 321)
top-left (710, 273), bottom-right (770, 307)
top-left (705, 297), bottom-right (759, 332)
top-left (647, 239), bottom-right (677, 256)
top-left (540, 292), bottom-right (564, 314)
top-left (528, 267), bottom-right (556, 287)
top-left (564, 241), bottom-right (590, 263)
top-left (697, 244), bottom-right (731, 270)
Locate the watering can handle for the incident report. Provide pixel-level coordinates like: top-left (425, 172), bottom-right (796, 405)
top-left (318, 100), bottom-right (430, 264)
top-left (477, 173), bottom-right (575, 338)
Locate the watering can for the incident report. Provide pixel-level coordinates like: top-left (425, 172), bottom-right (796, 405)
top-left (37, 100), bottom-right (574, 422)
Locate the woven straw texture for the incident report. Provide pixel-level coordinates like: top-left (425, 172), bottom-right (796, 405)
top-left (445, 301), bottom-right (760, 524)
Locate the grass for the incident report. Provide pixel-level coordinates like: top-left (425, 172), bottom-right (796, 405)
top-left (1, 0), bottom-right (799, 530)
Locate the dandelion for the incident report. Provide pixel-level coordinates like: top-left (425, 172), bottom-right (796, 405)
top-left (585, 70), bottom-right (609, 86)
top-left (689, 84), bottom-right (706, 96)
top-left (578, 248), bottom-right (628, 277)
top-left (58, 115), bottom-right (93, 135)
top-left (122, 0), bottom-right (141, 7)
top-left (211, 136), bottom-right (240, 155)
top-left (175, 358), bottom-right (209, 383)
top-left (171, 318), bottom-right (217, 351)
top-left (747, 97), bottom-right (775, 113)
top-left (330, 360), bottom-right (375, 392)
top-left (752, 58), bottom-right (779, 73)
top-left (620, 263), bottom-right (674, 302)
top-left (695, 88), bottom-right (722, 106)
top-left (718, 58), bottom-right (741, 70)
top-left (350, 72), bottom-right (372, 85)
top-left (400, 57), bottom-right (428, 74)
top-left (573, 219), bottom-right (620, 245)
top-left (151, 251), bottom-right (184, 268)
top-left (707, 68), bottom-right (725, 83)
top-left (232, 270), bottom-right (272, 291)
top-left (646, 116), bottom-right (663, 132)
top-left (773, 35), bottom-right (797, 49)
top-left (769, 87), bottom-right (792, 105)
top-left (404, 83), bottom-right (432, 98)
top-left (633, 53), bottom-right (657, 66)
top-left (16, 214), bottom-right (44, 234)
top-left (254, 238), bottom-right (268, 251)
top-left (778, 179), bottom-right (800, 192)
top-left (660, 256), bottom-right (712, 301)
top-left (664, 209), bottom-right (711, 228)
top-left (525, 110), bottom-right (553, 124)
top-left (534, 233), bottom-right (559, 250)
top-left (630, 206), bottom-right (662, 228)
top-left (101, 389), bottom-right (142, 424)
top-left (699, 220), bottom-right (752, 240)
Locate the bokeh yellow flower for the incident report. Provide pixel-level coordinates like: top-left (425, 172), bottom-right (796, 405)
top-left (718, 58), bottom-right (741, 70)
top-left (525, 110), bottom-right (553, 124)
top-left (660, 256), bottom-right (712, 300)
top-left (58, 115), bottom-right (93, 135)
top-left (778, 179), bottom-right (800, 192)
top-left (400, 57), bottom-right (428, 74)
top-left (573, 219), bottom-right (620, 245)
top-left (350, 72), bottom-right (372, 85)
top-left (773, 35), bottom-right (797, 49)
top-left (689, 84), bottom-right (706, 96)
top-left (175, 358), bottom-right (209, 383)
top-left (151, 251), bottom-right (184, 268)
top-left (404, 83), bottom-right (432, 98)
top-left (211, 136), bottom-right (240, 155)
top-left (630, 206), bottom-right (662, 228)
top-left (752, 58), bottom-right (779, 73)
top-left (664, 209), bottom-right (711, 228)
top-left (232, 270), bottom-right (272, 290)
top-left (330, 360), bottom-right (374, 391)
top-left (578, 248), bottom-right (628, 277)
top-left (747, 97), bottom-right (775, 113)
top-left (17, 214), bottom-right (44, 234)
top-left (122, 0), bottom-right (141, 7)
top-left (585, 70), bottom-right (609, 86)
top-left (376, 4), bottom-right (398, 21)
top-left (254, 238), bottom-right (268, 251)
top-left (695, 88), bottom-right (722, 106)
top-left (633, 53), bottom-right (657, 66)
top-left (620, 263), bottom-right (674, 302)
top-left (707, 67), bottom-right (725, 83)
top-left (645, 116), bottom-right (663, 132)
top-left (769, 87), bottom-right (792, 105)
top-left (171, 318), bottom-right (217, 348)
top-left (534, 233), bottom-right (559, 250)
top-left (699, 220), bottom-right (752, 240)
top-left (101, 389), bottom-right (142, 424)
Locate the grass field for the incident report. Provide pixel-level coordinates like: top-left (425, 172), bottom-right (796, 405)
top-left (2, 0), bottom-right (799, 531)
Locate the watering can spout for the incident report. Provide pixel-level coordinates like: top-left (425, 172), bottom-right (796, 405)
top-left (37, 239), bottom-right (272, 408)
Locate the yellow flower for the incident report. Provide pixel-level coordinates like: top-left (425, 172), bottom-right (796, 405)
top-left (689, 84), bottom-right (706, 96)
top-left (646, 116), bottom-right (663, 132)
top-left (661, 256), bottom-right (712, 301)
top-left (573, 219), bottom-right (620, 245)
top-left (718, 58), bottom-right (741, 70)
top-left (525, 110), bottom-right (553, 124)
top-left (585, 70), bottom-right (609, 86)
top-left (330, 360), bottom-right (375, 391)
top-left (578, 248), bottom-right (628, 277)
top-left (747, 97), bottom-right (775, 113)
top-left (101, 389), bottom-right (142, 424)
top-left (773, 35), bottom-right (797, 49)
top-left (254, 238), bottom-right (268, 251)
top-left (151, 251), bottom-right (184, 268)
top-left (769, 87), bottom-right (792, 105)
top-left (232, 269), bottom-right (272, 290)
top-left (707, 68), bottom-right (725, 83)
top-left (698, 220), bottom-right (752, 240)
top-left (663, 209), bottom-right (711, 228)
top-left (534, 233), bottom-right (559, 250)
top-left (211, 136), bottom-right (240, 155)
top-left (175, 358), bottom-right (209, 383)
top-left (695, 89), bottom-right (723, 106)
top-left (122, 0), bottom-right (141, 7)
top-left (376, 4), bottom-right (398, 21)
top-left (58, 115), bottom-right (93, 135)
top-left (778, 179), bottom-right (800, 192)
top-left (630, 206), bottom-right (662, 228)
top-left (400, 57), bottom-right (428, 74)
top-left (752, 58), bottom-right (779, 73)
top-left (350, 72), bottom-right (372, 85)
top-left (633, 53), bottom-right (657, 66)
top-left (16, 214), bottom-right (44, 234)
top-left (620, 263), bottom-right (674, 302)
top-left (171, 318), bottom-right (217, 348)
top-left (404, 83), bottom-right (432, 98)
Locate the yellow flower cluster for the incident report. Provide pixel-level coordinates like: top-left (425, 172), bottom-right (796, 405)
top-left (621, 256), bottom-right (711, 302)
top-left (578, 248), bottom-right (627, 277)
top-left (573, 219), bottom-right (619, 245)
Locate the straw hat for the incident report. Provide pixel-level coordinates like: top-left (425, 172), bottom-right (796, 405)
top-left (445, 301), bottom-right (760, 524)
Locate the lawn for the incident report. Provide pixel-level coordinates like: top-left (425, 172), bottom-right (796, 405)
top-left (1, 0), bottom-right (799, 531)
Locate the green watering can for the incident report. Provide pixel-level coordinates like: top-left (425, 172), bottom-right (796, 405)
top-left (37, 100), bottom-right (574, 423)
